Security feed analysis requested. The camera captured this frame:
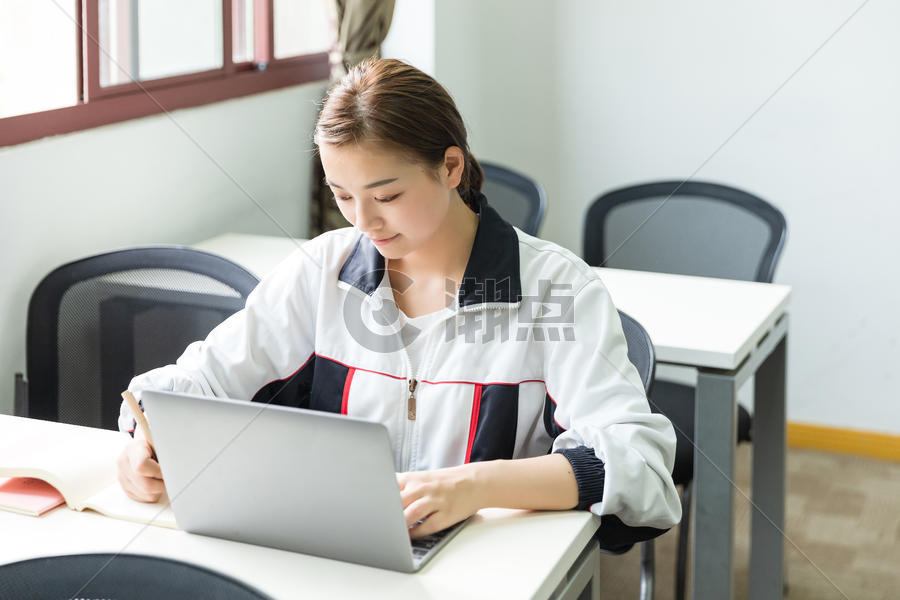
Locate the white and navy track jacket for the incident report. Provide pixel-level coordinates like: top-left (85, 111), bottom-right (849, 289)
top-left (120, 193), bottom-right (681, 547)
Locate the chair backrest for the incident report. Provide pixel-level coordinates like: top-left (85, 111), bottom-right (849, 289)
top-left (584, 181), bottom-right (786, 283)
top-left (481, 162), bottom-right (548, 236)
top-left (23, 246), bottom-right (259, 430)
top-left (0, 553), bottom-right (272, 599)
top-left (618, 310), bottom-right (655, 396)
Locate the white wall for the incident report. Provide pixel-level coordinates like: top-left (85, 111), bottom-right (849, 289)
top-left (421, 0), bottom-right (899, 434)
top-left (433, 0), bottom-right (560, 215)
top-left (0, 81), bottom-right (327, 415)
top-left (382, 0), bottom-right (436, 76)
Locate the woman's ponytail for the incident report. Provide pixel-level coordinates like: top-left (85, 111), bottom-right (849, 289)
top-left (463, 154), bottom-right (484, 193)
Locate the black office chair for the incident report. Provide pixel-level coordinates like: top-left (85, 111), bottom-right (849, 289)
top-left (481, 162), bottom-right (548, 236)
top-left (0, 553), bottom-right (272, 599)
top-left (584, 180), bottom-right (787, 600)
top-left (616, 310), bottom-right (658, 600)
top-left (14, 246), bottom-right (259, 430)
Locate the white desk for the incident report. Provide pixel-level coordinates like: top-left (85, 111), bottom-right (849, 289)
top-left (194, 234), bottom-right (307, 278)
top-left (195, 234), bottom-right (792, 600)
top-left (1, 503), bottom-right (600, 599)
top-left (594, 268), bottom-right (790, 371)
top-left (595, 268), bottom-right (790, 600)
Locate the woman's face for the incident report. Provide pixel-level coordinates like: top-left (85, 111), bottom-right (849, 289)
top-left (318, 141), bottom-right (459, 260)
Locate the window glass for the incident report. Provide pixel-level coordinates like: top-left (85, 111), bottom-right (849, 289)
top-left (99, 0), bottom-right (223, 87)
top-left (0, 0), bottom-right (78, 118)
top-left (232, 0), bottom-right (254, 63)
top-left (273, 0), bottom-right (332, 59)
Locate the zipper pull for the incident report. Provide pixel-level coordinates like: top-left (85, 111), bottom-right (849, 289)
top-left (407, 379), bottom-right (418, 420)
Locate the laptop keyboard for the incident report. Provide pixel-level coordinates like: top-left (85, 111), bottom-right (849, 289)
top-left (411, 524), bottom-right (458, 562)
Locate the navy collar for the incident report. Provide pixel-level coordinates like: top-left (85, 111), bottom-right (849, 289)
top-left (338, 191), bottom-right (522, 308)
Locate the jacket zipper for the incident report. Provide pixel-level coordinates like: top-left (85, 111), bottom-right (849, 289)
top-left (407, 378), bottom-right (418, 420)
top-left (399, 339), bottom-right (415, 472)
top-left (400, 308), bottom-right (450, 470)
top-left (399, 301), bottom-right (520, 471)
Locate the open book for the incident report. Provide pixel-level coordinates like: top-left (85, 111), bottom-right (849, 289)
top-left (0, 414), bottom-right (176, 529)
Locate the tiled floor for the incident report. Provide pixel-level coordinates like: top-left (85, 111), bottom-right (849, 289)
top-left (595, 445), bottom-right (900, 599)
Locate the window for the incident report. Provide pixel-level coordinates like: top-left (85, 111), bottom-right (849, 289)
top-left (98, 0), bottom-right (225, 86)
top-left (0, 0), bottom-right (332, 147)
top-left (0, 1), bottom-right (80, 119)
top-left (273, 0), bottom-right (330, 59)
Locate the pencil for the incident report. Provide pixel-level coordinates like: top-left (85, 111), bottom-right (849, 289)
top-left (121, 390), bottom-right (154, 448)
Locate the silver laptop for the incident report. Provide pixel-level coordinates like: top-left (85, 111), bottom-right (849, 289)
top-left (140, 390), bottom-right (467, 572)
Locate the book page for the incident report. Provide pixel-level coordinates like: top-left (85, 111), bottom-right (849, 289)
top-left (0, 415), bottom-right (128, 509)
top-left (84, 483), bottom-right (178, 529)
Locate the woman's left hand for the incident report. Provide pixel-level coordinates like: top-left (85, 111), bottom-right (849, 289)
top-left (396, 464), bottom-right (483, 539)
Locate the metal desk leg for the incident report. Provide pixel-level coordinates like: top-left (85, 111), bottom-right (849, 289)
top-left (552, 539), bottom-right (600, 600)
top-left (692, 371), bottom-right (738, 600)
top-left (750, 335), bottom-right (787, 600)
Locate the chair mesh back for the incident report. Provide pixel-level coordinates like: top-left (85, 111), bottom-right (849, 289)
top-left (483, 178), bottom-right (533, 233)
top-left (54, 268), bottom-right (245, 429)
top-left (617, 310), bottom-right (654, 395)
top-left (480, 162), bottom-right (547, 236)
top-left (602, 196), bottom-right (771, 281)
top-left (0, 554), bottom-right (272, 599)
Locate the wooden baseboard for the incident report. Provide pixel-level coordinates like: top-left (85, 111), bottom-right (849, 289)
top-left (787, 422), bottom-right (900, 462)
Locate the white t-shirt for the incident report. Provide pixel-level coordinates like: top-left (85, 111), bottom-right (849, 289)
top-left (401, 307), bottom-right (454, 377)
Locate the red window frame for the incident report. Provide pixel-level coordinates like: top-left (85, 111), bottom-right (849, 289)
top-left (0, 0), bottom-right (329, 148)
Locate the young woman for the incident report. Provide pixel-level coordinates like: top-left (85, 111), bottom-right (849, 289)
top-left (117, 59), bottom-right (680, 546)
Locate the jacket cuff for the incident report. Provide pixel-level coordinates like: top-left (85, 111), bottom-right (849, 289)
top-left (555, 446), bottom-right (605, 510)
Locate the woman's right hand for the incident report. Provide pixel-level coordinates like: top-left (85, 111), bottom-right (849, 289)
top-left (116, 428), bottom-right (166, 503)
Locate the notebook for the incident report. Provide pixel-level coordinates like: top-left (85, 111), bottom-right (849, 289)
top-left (0, 414), bottom-right (176, 528)
top-left (140, 390), bottom-right (469, 572)
top-left (0, 477), bottom-right (64, 516)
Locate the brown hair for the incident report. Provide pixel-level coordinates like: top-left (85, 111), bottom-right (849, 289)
top-left (314, 58), bottom-right (483, 207)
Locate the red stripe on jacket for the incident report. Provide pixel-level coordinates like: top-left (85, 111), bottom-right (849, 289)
top-left (341, 368), bottom-right (356, 415)
top-left (465, 384), bottom-right (483, 463)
